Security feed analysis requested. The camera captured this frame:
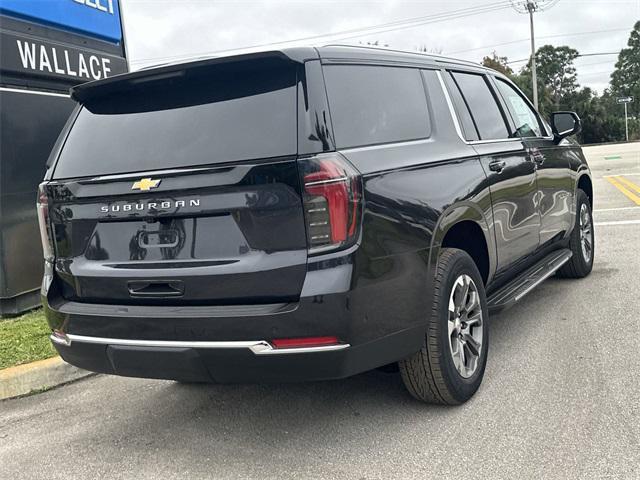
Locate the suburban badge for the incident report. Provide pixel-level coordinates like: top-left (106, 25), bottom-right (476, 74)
top-left (131, 178), bottom-right (161, 191)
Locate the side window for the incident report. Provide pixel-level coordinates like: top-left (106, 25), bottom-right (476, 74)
top-left (442, 72), bottom-right (479, 142)
top-left (323, 65), bottom-right (430, 148)
top-left (451, 72), bottom-right (509, 141)
top-left (495, 78), bottom-right (543, 137)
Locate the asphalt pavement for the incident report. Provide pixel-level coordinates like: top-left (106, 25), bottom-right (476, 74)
top-left (1, 142), bottom-right (639, 480)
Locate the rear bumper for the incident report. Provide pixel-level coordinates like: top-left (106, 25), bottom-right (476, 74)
top-left (43, 246), bottom-right (432, 382)
top-left (50, 327), bottom-right (422, 383)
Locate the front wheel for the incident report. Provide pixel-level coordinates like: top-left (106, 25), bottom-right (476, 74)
top-left (399, 248), bottom-right (489, 405)
top-left (557, 189), bottom-right (594, 278)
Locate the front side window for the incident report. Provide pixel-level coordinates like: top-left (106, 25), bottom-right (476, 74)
top-left (495, 78), bottom-right (543, 138)
top-left (451, 72), bottom-right (509, 141)
top-left (323, 65), bottom-right (431, 149)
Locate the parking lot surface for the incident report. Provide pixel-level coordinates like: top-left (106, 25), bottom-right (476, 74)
top-left (1, 143), bottom-right (639, 480)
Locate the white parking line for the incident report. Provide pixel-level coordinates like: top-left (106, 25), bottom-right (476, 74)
top-left (594, 220), bottom-right (640, 226)
top-left (594, 206), bottom-right (640, 213)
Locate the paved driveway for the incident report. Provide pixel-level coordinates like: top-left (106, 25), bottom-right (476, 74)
top-left (1, 143), bottom-right (639, 480)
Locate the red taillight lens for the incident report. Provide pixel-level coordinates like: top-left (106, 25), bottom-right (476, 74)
top-left (37, 183), bottom-right (54, 262)
top-left (299, 153), bottom-right (362, 254)
top-left (271, 336), bottom-right (340, 349)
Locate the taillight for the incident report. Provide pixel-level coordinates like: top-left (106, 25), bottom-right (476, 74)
top-left (299, 153), bottom-right (362, 254)
top-left (271, 336), bottom-right (340, 349)
top-left (37, 183), bottom-right (55, 262)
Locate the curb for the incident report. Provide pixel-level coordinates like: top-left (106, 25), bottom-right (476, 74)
top-left (0, 356), bottom-right (93, 400)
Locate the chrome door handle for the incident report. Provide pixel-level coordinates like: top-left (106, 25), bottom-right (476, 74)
top-left (489, 160), bottom-right (507, 173)
top-left (529, 148), bottom-right (545, 165)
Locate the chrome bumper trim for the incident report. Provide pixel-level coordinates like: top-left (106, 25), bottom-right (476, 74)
top-left (50, 333), bottom-right (350, 355)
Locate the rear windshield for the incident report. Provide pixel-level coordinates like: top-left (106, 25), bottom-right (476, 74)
top-left (53, 59), bottom-right (297, 179)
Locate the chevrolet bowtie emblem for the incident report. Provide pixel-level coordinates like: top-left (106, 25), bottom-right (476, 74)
top-left (131, 178), bottom-right (161, 191)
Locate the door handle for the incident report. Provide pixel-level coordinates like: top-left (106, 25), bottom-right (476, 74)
top-left (489, 160), bottom-right (507, 173)
top-left (529, 148), bottom-right (545, 165)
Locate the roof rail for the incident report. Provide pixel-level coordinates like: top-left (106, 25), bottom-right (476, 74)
top-left (319, 43), bottom-right (483, 68)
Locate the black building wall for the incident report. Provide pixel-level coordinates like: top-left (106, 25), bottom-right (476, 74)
top-left (0, 14), bottom-right (127, 315)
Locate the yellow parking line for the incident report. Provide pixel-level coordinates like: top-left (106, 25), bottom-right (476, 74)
top-left (606, 176), bottom-right (640, 206)
top-left (616, 176), bottom-right (640, 195)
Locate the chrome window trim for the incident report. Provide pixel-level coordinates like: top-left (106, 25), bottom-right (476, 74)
top-left (51, 333), bottom-right (350, 355)
top-left (436, 70), bottom-right (466, 143)
top-left (437, 70), bottom-right (555, 145)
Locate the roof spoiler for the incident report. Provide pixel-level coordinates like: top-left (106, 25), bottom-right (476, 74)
top-left (70, 48), bottom-right (318, 103)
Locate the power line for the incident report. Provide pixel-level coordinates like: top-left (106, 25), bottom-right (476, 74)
top-left (509, 0), bottom-right (560, 14)
top-left (506, 51), bottom-right (620, 64)
top-left (129, 1), bottom-right (513, 66)
top-left (446, 27), bottom-right (630, 55)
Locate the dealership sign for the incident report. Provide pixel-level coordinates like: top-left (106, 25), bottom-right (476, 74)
top-left (1, 31), bottom-right (127, 82)
top-left (0, 0), bottom-right (122, 43)
top-left (0, 0), bottom-right (126, 85)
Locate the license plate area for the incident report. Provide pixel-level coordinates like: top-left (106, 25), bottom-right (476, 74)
top-left (138, 229), bottom-right (179, 248)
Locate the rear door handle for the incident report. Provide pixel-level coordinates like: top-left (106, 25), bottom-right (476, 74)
top-left (489, 160), bottom-right (507, 173)
top-left (529, 148), bottom-right (545, 165)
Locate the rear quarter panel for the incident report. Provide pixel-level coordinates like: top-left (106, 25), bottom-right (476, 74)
top-left (333, 68), bottom-right (496, 343)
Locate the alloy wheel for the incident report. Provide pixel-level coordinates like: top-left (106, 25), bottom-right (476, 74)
top-left (447, 274), bottom-right (483, 378)
top-left (579, 203), bottom-right (593, 263)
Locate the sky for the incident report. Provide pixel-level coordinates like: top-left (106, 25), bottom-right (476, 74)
top-left (121, 0), bottom-right (640, 95)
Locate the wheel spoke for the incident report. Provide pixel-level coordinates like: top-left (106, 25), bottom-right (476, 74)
top-left (466, 312), bottom-right (482, 327)
top-left (458, 339), bottom-right (466, 370)
top-left (459, 277), bottom-right (470, 309)
top-left (465, 291), bottom-right (479, 311)
top-left (463, 334), bottom-right (480, 357)
top-left (448, 319), bottom-right (456, 336)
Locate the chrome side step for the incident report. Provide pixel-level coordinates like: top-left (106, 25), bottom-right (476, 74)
top-left (487, 249), bottom-right (572, 313)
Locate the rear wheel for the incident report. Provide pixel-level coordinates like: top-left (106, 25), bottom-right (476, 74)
top-left (399, 248), bottom-right (489, 405)
top-left (557, 189), bottom-right (594, 278)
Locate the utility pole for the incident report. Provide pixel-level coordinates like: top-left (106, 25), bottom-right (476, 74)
top-left (527, 1), bottom-right (538, 110)
top-left (510, 0), bottom-right (559, 111)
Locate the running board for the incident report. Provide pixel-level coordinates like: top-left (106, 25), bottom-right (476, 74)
top-left (488, 249), bottom-right (572, 313)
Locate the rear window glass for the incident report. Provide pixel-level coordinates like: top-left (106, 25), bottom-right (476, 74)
top-left (323, 65), bottom-right (430, 149)
top-left (54, 60), bottom-right (297, 179)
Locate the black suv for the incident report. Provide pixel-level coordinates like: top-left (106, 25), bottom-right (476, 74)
top-left (39, 46), bottom-right (594, 404)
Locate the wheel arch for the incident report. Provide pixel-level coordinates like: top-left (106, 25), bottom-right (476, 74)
top-left (577, 173), bottom-right (593, 208)
top-left (429, 202), bottom-right (496, 286)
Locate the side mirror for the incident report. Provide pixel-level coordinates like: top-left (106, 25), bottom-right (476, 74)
top-left (550, 111), bottom-right (581, 144)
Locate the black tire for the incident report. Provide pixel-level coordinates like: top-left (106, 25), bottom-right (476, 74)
top-left (557, 189), bottom-right (594, 278)
top-left (399, 248), bottom-right (489, 405)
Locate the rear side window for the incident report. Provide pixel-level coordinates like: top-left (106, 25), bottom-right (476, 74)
top-left (495, 78), bottom-right (544, 137)
top-left (54, 59), bottom-right (297, 179)
top-left (323, 65), bottom-right (430, 149)
top-left (443, 72), bottom-right (479, 142)
top-left (451, 72), bottom-right (509, 141)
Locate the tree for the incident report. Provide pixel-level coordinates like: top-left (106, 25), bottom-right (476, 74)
top-left (611, 21), bottom-right (640, 121)
top-left (522, 45), bottom-right (580, 112)
top-left (481, 51), bottom-right (513, 76)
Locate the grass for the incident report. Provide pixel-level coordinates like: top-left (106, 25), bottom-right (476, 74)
top-left (0, 308), bottom-right (56, 370)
